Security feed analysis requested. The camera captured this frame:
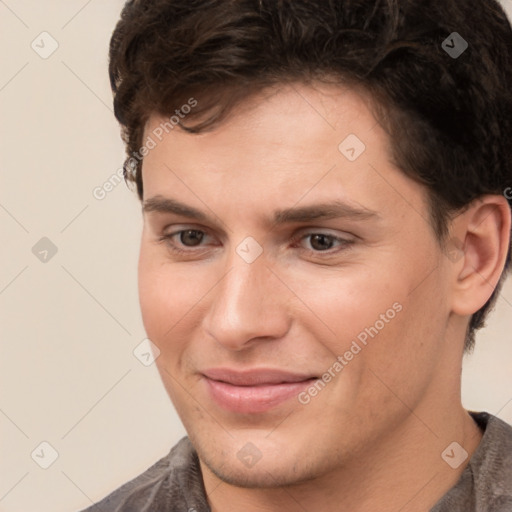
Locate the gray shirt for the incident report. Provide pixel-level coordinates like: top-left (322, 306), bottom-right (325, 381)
top-left (81, 412), bottom-right (512, 511)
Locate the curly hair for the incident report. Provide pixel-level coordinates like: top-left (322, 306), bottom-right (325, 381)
top-left (108, 0), bottom-right (512, 352)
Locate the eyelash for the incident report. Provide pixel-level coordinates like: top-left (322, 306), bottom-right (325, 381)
top-left (157, 229), bottom-right (354, 256)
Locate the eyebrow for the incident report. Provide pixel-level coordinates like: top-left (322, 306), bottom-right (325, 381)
top-left (142, 196), bottom-right (208, 220)
top-left (142, 195), bottom-right (380, 225)
top-left (272, 201), bottom-right (380, 224)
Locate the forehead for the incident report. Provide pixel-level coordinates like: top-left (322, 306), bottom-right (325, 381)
top-left (144, 83), bottom-right (375, 163)
top-left (141, 83), bottom-right (428, 225)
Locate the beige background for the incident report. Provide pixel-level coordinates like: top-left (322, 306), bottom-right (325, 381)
top-left (1, 1), bottom-right (512, 511)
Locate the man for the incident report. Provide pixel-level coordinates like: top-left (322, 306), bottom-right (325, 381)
top-left (83, 0), bottom-right (512, 510)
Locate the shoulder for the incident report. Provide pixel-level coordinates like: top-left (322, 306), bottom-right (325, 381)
top-left (471, 413), bottom-right (512, 503)
top-left (78, 436), bottom-right (209, 512)
top-left (432, 412), bottom-right (512, 512)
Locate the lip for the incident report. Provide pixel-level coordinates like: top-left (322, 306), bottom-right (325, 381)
top-left (202, 368), bottom-right (317, 414)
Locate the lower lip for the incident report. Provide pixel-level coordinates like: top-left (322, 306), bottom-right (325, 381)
top-left (204, 377), bottom-right (316, 414)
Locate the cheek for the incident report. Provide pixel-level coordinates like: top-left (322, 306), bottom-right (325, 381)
top-left (282, 255), bottom-right (437, 392)
top-left (137, 244), bottom-right (210, 350)
top-left (283, 264), bottom-right (400, 347)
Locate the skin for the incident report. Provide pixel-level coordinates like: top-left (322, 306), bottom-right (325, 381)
top-left (138, 83), bottom-right (510, 512)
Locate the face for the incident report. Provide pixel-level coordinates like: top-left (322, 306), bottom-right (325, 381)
top-left (138, 83), bottom-right (456, 488)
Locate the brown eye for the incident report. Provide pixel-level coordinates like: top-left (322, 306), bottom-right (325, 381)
top-left (179, 230), bottom-right (204, 246)
top-left (308, 234), bottom-right (336, 251)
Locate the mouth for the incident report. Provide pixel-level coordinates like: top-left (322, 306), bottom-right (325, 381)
top-left (201, 368), bottom-right (318, 414)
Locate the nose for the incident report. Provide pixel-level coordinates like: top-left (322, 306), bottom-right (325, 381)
top-left (202, 252), bottom-right (291, 351)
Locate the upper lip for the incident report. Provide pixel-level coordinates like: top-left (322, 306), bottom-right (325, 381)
top-left (202, 368), bottom-right (317, 386)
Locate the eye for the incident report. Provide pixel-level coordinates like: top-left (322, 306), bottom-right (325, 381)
top-left (157, 227), bottom-right (213, 254)
top-left (297, 232), bottom-right (353, 253)
top-left (178, 229), bottom-right (205, 247)
top-left (308, 234), bottom-right (337, 251)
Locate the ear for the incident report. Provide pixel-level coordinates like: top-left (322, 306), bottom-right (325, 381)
top-left (448, 194), bottom-right (511, 317)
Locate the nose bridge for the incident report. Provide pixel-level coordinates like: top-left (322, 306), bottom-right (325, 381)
top-left (203, 251), bottom-right (289, 349)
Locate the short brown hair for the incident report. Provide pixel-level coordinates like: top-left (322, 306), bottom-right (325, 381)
top-left (108, 0), bottom-right (512, 352)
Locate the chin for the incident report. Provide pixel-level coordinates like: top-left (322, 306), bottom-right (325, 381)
top-left (190, 430), bottom-right (328, 489)
top-left (205, 462), bottom-right (287, 489)
top-left (200, 453), bottom-right (320, 489)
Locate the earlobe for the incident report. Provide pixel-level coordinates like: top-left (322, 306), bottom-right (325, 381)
top-left (450, 195), bottom-right (511, 316)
